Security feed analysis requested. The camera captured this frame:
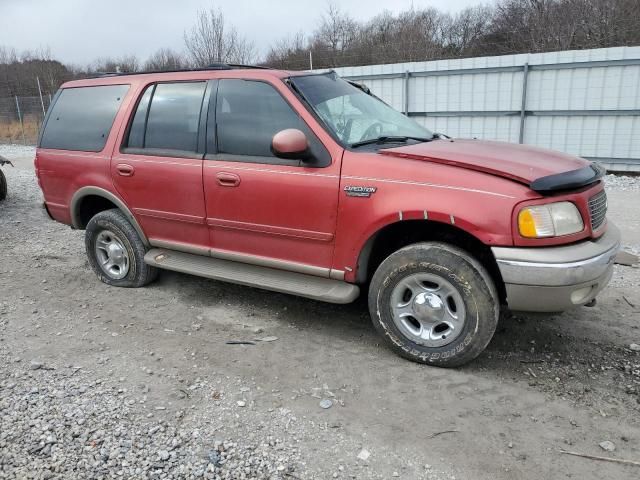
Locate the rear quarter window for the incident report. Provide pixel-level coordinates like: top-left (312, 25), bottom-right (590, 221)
top-left (39, 84), bottom-right (129, 152)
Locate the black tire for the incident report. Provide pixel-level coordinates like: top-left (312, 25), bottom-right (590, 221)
top-left (0, 170), bottom-right (7, 201)
top-left (85, 208), bottom-right (157, 287)
top-left (368, 242), bottom-right (499, 367)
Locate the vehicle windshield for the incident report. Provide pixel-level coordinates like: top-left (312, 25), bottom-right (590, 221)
top-left (290, 72), bottom-right (433, 146)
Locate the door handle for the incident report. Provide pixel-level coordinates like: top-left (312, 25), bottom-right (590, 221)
top-left (216, 172), bottom-right (241, 187)
top-left (116, 163), bottom-right (135, 177)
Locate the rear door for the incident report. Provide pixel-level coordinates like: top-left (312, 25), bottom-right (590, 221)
top-left (37, 84), bottom-right (129, 224)
top-left (112, 81), bottom-right (212, 252)
top-left (203, 78), bottom-right (342, 275)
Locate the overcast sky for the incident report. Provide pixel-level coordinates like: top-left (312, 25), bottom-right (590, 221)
top-left (0, 0), bottom-right (485, 65)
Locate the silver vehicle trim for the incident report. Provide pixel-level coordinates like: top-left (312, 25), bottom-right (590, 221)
top-left (492, 223), bottom-right (620, 306)
top-left (496, 246), bottom-right (617, 270)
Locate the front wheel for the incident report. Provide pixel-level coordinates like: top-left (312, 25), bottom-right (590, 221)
top-left (368, 242), bottom-right (499, 367)
top-left (85, 209), bottom-right (157, 287)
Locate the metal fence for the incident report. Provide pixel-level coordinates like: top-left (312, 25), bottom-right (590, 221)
top-left (2, 47), bottom-right (639, 171)
top-left (328, 46), bottom-right (640, 172)
top-left (0, 93), bottom-right (52, 145)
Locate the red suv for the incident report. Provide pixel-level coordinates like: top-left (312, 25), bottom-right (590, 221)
top-left (36, 66), bottom-right (620, 367)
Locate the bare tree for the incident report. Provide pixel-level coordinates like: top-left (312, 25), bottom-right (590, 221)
top-left (313, 3), bottom-right (359, 66)
top-left (347, 7), bottom-right (446, 65)
top-left (3, 0), bottom-right (639, 95)
top-left (316, 3), bottom-right (358, 52)
top-left (443, 6), bottom-right (493, 56)
top-left (264, 32), bottom-right (309, 69)
top-left (144, 48), bottom-right (188, 71)
top-left (0, 46), bottom-right (18, 65)
top-left (486, 0), bottom-right (639, 54)
top-left (184, 7), bottom-right (256, 66)
top-left (574, 0), bottom-right (640, 48)
top-left (91, 55), bottom-right (140, 73)
top-left (0, 45), bottom-right (72, 97)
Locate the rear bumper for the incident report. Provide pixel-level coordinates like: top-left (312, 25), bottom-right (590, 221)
top-left (492, 223), bottom-right (620, 312)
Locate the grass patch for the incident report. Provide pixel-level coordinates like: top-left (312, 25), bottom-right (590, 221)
top-left (0, 117), bottom-right (41, 144)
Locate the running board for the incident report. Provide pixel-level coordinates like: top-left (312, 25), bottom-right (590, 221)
top-left (144, 248), bottom-right (360, 304)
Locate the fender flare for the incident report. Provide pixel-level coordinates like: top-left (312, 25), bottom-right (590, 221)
top-left (69, 186), bottom-right (149, 246)
top-left (352, 216), bottom-right (492, 284)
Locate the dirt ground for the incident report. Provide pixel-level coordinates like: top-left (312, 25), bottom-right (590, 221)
top-left (1, 147), bottom-right (639, 479)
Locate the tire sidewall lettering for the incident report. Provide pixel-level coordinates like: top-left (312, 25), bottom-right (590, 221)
top-left (368, 243), bottom-right (498, 367)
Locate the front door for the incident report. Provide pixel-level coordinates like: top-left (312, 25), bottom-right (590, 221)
top-left (203, 78), bottom-right (342, 275)
top-left (112, 81), bottom-right (210, 252)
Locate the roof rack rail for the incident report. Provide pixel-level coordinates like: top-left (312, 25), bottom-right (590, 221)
top-left (95, 63), bottom-right (274, 78)
top-left (207, 63), bottom-right (232, 70)
top-left (226, 63), bottom-right (273, 70)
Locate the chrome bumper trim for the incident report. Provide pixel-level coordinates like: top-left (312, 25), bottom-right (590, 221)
top-left (492, 223), bottom-right (620, 287)
top-left (492, 223), bottom-right (621, 311)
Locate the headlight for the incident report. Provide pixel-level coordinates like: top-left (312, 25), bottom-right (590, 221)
top-left (518, 202), bottom-right (584, 238)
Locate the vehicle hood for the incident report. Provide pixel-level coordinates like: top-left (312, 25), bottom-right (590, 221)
top-left (380, 139), bottom-right (601, 192)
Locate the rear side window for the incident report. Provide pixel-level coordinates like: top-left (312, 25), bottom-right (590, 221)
top-left (126, 86), bottom-right (153, 149)
top-left (124, 82), bottom-right (207, 154)
top-left (40, 85), bottom-right (129, 152)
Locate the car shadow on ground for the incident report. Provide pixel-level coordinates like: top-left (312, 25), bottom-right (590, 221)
top-left (157, 270), bottom-right (616, 364)
top-left (147, 270), bottom-right (639, 412)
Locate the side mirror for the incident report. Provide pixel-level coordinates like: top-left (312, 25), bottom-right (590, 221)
top-left (271, 129), bottom-right (311, 160)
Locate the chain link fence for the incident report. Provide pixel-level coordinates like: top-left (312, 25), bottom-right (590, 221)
top-left (0, 92), bottom-right (52, 145)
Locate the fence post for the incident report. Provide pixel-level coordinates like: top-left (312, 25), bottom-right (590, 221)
top-left (36, 76), bottom-right (46, 116)
top-left (14, 96), bottom-right (26, 145)
top-left (403, 71), bottom-right (410, 115)
top-left (518, 63), bottom-right (529, 144)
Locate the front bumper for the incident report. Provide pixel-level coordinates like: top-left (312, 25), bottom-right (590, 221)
top-left (492, 223), bottom-right (621, 312)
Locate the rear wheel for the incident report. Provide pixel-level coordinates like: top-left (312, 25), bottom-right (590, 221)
top-left (0, 170), bottom-right (7, 201)
top-left (85, 209), bottom-right (157, 287)
top-left (368, 242), bottom-right (499, 367)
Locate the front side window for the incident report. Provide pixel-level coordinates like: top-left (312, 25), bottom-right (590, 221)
top-left (214, 79), bottom-right (311, 158)
top-left (291, 73), bottom-right (433, 146)
top-left (40, 84), bottom-right (129, 152)
top-left (125, 82), bottom-right (206, 153)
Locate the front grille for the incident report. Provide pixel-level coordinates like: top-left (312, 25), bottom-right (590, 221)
top-left (588, 190), bottom-right (607, 231)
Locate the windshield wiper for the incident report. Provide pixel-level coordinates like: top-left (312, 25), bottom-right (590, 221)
top-left (350, 135), bottom-right (433, 148)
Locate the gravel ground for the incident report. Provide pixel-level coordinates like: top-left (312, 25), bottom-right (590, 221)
top-left (605, 174), bottom-right (640, 192)
top-left (1, 145), bottom-right (639, 480)
top-left (1, 365), bottom-right (304, 479)
top-left (0, 144), bottom-right (35, 159)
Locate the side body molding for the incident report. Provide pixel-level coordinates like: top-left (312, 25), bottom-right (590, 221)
top-left (69, 186), bottom-right (150, 246)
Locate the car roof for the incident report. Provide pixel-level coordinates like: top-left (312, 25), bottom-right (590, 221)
top-left (61, 67), bottom-right (312, 89)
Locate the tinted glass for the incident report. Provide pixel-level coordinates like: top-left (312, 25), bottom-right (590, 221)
top-left (216, 80), bottom-right (308, 157)
top-left (40, 85), bottom-right (129, 152)
top-left (126, 85), bottom-right (153, 149)
top-left (291, 73), bottom-right (433, 145)
top-left (144, 82), bottom-right (206, 152)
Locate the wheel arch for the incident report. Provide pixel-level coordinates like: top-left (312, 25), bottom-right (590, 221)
top-left (355, 219), bottom-right (506, 303)
top-left (70, 187), bottom-right (149, 246)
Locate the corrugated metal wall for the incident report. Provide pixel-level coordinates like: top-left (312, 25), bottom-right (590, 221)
top-left (326, 47), bottom-right (640, 172)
